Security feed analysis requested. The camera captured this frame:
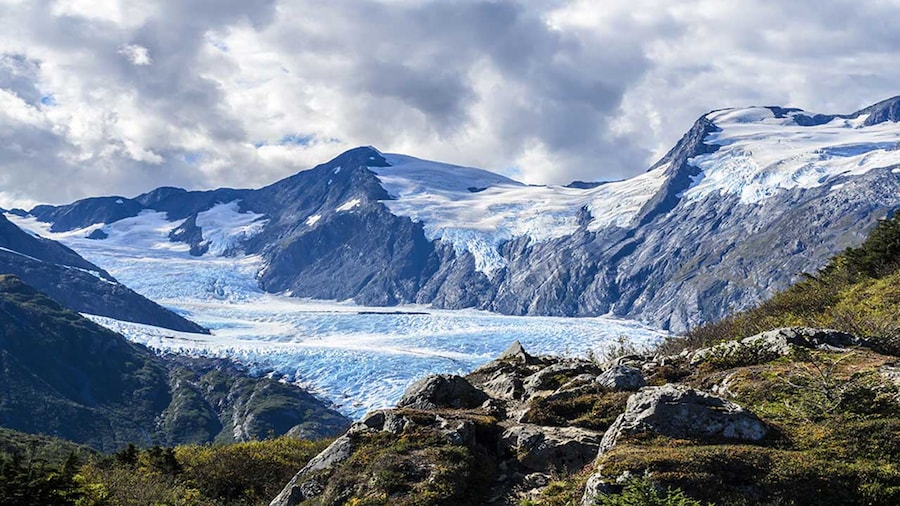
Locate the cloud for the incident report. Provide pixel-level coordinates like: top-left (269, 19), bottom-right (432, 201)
top-left (118, 44), bottom-right (152, 65)
top-left (1, 0), bottom-right (900, 206)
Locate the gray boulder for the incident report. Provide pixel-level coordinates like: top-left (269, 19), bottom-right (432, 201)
top-left (598, 384), bottom-right (769, 456)
top-left (497, 340), bottom-right (534, 364)
top-left (396, 374), bottom-right (489, 410)
top-left (596, 365), bottom-right (646, 391)
top-left (499, 423), bottom-right (603, 473)
top-left (480, 370), bottom-right (525, 401)
top-left (523, 360), bottom-right (602, 397)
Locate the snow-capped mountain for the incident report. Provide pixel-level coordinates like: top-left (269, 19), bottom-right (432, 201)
top-left (0, 213), bottom-right (206, 333)
top-left (15, 96), bottom-right (900, 331)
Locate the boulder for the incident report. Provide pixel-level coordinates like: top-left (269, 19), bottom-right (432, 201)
top-left (499, 423), bottom-right (603, 473)
top-left (497, 340), bottom-right (534, 364)
top-left (598, 384), bottom-right (769, 456)
top-left (582, 472), bottom-right (615, 506)
top-left (523, 360), bottom-right (602, 397)
top-left (480, 369), bottom-right (526, 401)
top-left (396, 374), bottom-right (489, 410)
top-left (596, 365), bottom-right (646, 391)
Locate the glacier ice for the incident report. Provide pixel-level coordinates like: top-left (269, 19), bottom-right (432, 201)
top-left (9, 211), bottom-right (667, 418)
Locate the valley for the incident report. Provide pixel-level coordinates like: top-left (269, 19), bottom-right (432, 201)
top-left (7, 212), bottom-right (664, 418)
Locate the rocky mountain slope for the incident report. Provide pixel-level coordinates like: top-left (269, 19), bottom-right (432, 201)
top-left (0, 214), bottom-right (206, 333)
top-left (19, 97), bottom-right (900, 331)
top-left (268, 329), bottom-right (900, 506)
top-left (0, 275), bottom-right (349, 451)
top-left (268, 214), bottom-right (900, 505)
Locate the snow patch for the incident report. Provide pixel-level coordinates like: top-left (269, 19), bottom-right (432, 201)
top-left (336, 199), bottom-right (361, 212)
top-left (333, 166), bottom-right (341, 174)
top-left (194, 201), bottom-right (267, 256)
top-left (305, 214), bottom-right (321, 226)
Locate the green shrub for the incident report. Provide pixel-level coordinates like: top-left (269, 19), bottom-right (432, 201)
top-left (594, 474), bottom-right (705, 506)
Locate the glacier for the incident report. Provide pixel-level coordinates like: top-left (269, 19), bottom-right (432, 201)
top-left (8, 210), bottom-right (666, 418)
top-left (687, 108), bottom-right (900, 203)
top-left (370, 153), bottom-right (669, 276)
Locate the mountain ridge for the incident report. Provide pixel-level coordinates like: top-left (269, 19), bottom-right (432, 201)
top-left (15, 97), bottom-right (900, 331)
top-left (0, 214), bottom-right (207, 333)
top-left (0, 274), bottom-right (349, 451)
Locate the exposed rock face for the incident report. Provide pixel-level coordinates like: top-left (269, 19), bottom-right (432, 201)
top-left (396, 374), bottom-right (489, 410)
top-left (598, 384), bottom-right (769, 457)
top-left (691, 327), bottom-right (864, 365)
top-left (596, 365), bottom-right (646, 391)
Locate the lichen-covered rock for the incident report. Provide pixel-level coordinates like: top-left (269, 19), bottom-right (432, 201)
top-left (582, 472), bottom-right (616, 506)
top-left (499, 423), bottom-right (603, 473)
top-left (691, 327), bottom-right (863, 365)
top-left (598, 384), bottom-right (769, 456)
top-left (523, 360), bottom-right (602, 397)
top-left (596, 365), bottom-right (646, 391)
top-left (396, 374), bottom-right (489, 410)
top-left (497, 340), bottom-right (534, 364)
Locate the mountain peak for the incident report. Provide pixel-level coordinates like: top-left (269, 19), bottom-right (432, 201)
top-left (330, 146), bottom-right (390, 168)
top-left (854, 95), bottom-right (900, 126)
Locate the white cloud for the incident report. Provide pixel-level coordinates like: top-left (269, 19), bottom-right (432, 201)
top-left (1, 0), bottom-right (900, 208)
top-left (118, 44), bottom-right (152, 65)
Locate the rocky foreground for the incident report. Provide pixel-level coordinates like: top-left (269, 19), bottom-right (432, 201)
top-left (270, 327), bottom-right (900, 505)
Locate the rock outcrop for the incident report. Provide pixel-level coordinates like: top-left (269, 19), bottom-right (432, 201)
top-left (596, 365), bottom-right (646, 391)
top-left (598, 384), bottom-right (769, 456)
top-left (690, 327), bottom-right (865, 365)
top-left (396, 374), bottom-right (489, 410)
top-left (272, 342), bottom-right (616, 506)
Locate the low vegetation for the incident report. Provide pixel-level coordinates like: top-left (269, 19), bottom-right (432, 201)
top-left (0, 434), bottom-right (329, 506)
top-left (662, 213), bottom-right (900, 355)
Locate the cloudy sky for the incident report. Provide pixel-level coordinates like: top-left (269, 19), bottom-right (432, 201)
top-left (1, 0), bottom-right (899, 207)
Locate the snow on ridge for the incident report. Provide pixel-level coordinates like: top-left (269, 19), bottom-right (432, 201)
top-left (195, 201), bottom-right (267, 256)
top-left (305, 214), bottom-right (321, 226)
top-left (370, 154), bottom-right (668, 276)
top-left (687, 107), bottom-right (900, 204)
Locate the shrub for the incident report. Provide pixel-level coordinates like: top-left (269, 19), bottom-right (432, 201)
top-left (594, 474), bottom-right (705, 506)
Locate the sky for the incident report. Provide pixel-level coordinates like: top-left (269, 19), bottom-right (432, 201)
top-left (1, 0), bottom-right (900, 208)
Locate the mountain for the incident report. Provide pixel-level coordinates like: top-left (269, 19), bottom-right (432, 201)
top-left (0, 213), bottom-right (206, 333)
top-left (267, 217), bottom-right (900, 506)
top-left (19, 98), bottom-right (900, 331)
top-left (0, 275), bottom-right (349, 451)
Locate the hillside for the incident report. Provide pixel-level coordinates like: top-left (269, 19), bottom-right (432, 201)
top-left (266, 213), bottom-right (900, 506)
top-left (0, 214), bottom-right (206, 333)
top-left (0, 275), bottom-right (349, 451)
top-left (674, 211), bottom-right (900, 354)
